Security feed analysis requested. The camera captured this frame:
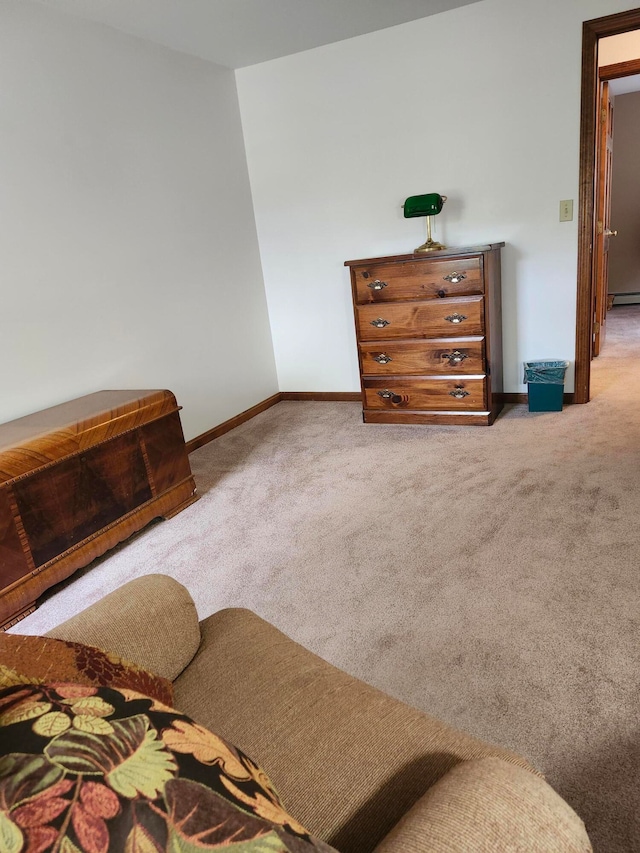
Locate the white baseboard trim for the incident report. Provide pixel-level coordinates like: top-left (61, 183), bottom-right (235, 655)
top-left (612, 293), bottom-right (640, 305)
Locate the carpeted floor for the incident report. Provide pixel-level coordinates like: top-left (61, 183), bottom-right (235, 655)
top-left (15, 305), bottom-right (640, 852)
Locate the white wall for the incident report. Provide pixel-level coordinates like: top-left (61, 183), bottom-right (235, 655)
top-left (599, 30), bottom-right (640, 65)
top-left (0, 0), bottom-right (277, 440)
top-left (237, 0), bottom-right (640, 394)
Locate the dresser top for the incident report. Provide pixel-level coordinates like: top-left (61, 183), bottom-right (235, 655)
top-left (344, 243), bottom-right (505, 267)
top-left (0, 390), bottom-right (179, 481)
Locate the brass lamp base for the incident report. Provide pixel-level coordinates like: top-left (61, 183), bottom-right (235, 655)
top-left (415, 239), bottom-right (446, 253)
top-left (414, 214), bottom-right (446, 253)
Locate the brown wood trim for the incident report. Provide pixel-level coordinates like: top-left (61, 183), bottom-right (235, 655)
top-left (576, 8), bottom-right (640, 405)
top-left (192, 386), bottom-right (582, 443)
top-left (186, 392), bottom-right (363, 453)
top-left (599, 58), bottom-right (640, 80)
top-left (280, 392), bottom-right (363, 402)
top-left (186, 393), bottom-right (282, 453)
top-left (499, 393), bottom-right (528, 405)
top-left (585, 8), bottom-right (640, 36)
top-left (499, 393), bottom-right (575, 405)
top-left (575, 20), bottom-right (599, 404)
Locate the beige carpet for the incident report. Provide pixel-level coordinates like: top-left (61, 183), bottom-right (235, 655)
top-left (15, 305), bottom-right (640, 852)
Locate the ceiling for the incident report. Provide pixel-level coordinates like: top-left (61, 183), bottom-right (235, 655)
top-left (609, 74), bottom-right (640, 96)
top-left (35, 0), bottom-right (484, 68)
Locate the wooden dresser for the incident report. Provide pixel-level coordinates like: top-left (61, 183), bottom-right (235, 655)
top-left (0, 390), bottom-right (198, 629)
top-left (345, 244), bottom-right (504, 426)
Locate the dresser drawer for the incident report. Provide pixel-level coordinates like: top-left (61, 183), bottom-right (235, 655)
top-left (346, 245), bottom-right (503, 426)
top-left (357, 297), bottom-right (484, 340)
top-left (353, 257), bottom-right (482, 304)
top-left (364, 377), bottom-right (487, 411)
top-left (359, 338), bottom-right (485, 375)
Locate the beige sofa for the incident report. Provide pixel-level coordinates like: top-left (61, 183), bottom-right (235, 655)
top-left (45, 574), bottom-right (591, 853)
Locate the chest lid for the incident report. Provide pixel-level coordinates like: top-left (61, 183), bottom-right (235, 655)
top-left (0, 390), bottom-right (179, 482)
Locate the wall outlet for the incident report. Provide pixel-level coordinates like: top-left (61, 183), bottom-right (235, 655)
top-left (560, 199), bottom-right (573, 222)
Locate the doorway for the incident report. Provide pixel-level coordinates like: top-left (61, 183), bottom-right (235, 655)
top-left (594, 53), bottom-right (640, 355)
top-left (575, 8), bottom-right (640, 403)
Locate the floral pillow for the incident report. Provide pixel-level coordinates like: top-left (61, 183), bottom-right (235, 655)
top-left (0, 682), bottom-right (337, 853)
top-left (0, 634), bottom-right (173, 705)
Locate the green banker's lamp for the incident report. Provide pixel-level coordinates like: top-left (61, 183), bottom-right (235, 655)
top-left (403, 193), bottom-right (447, 253)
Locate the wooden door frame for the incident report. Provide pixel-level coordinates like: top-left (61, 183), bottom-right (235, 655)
top-left (575, 8), bottom-right (640, 403)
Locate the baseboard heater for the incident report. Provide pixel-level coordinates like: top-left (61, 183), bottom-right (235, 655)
top-left (612, 292), bottom-right (640, 305)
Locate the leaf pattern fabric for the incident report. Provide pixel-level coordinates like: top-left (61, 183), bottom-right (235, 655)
top-left (162, 720), bottom-right (250, 778)
top-left (0, 683), bottom-right (337, 853)
top-left (0, 635), bottom-right (173, 706)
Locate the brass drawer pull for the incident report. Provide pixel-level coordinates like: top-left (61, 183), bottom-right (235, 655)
top-left (377, 390), bottom-right (402, 403)
top-left (449, 386), bottom-right (470, 399)
top-left (367, 280), bottom-right (388, 291)
top-left (442, 350), bottom-right (468, 365)
top-left (370, 318), bottom-right (390, 328)
top-left (373, 353), bottom-right (393, 364)
top-left (443, 272), bottom-right (467, 284)
top-left (445, 313), bottom-right (467, 324)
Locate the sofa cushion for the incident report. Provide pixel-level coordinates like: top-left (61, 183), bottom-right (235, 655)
top-left (174, 607), bottom-right (541, 853)
top-left (46, 574), bottom-right (201, 681)
top-left (0, 682), bottom-right (338, 853)
top-left (0, 633), bottom-right (173, 705)
top-left (373, 757), bottom-right (591, 853)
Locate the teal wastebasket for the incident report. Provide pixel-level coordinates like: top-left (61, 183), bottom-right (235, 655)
top-left (523, 361), bottom-right (569, 412)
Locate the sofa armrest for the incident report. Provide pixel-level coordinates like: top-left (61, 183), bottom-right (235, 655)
top-left (172, 608), bottom-right (547, 852)
top-left (46, 574), bottom-right (200, 681)
top-left (373, 757), bottom-right (591, 853)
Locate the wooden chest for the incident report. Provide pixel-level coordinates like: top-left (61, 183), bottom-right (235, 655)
top-left (0, 390), bottom-right (198, 628)
top-left (345, 244), bottom-right (504, 425)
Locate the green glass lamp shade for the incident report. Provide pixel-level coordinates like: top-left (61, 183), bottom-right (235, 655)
top-left (403, 193), bottom-right (445, 218)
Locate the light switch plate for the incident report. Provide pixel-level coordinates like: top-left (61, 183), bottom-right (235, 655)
top-left (560, 200), bottom-right (573, 222)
